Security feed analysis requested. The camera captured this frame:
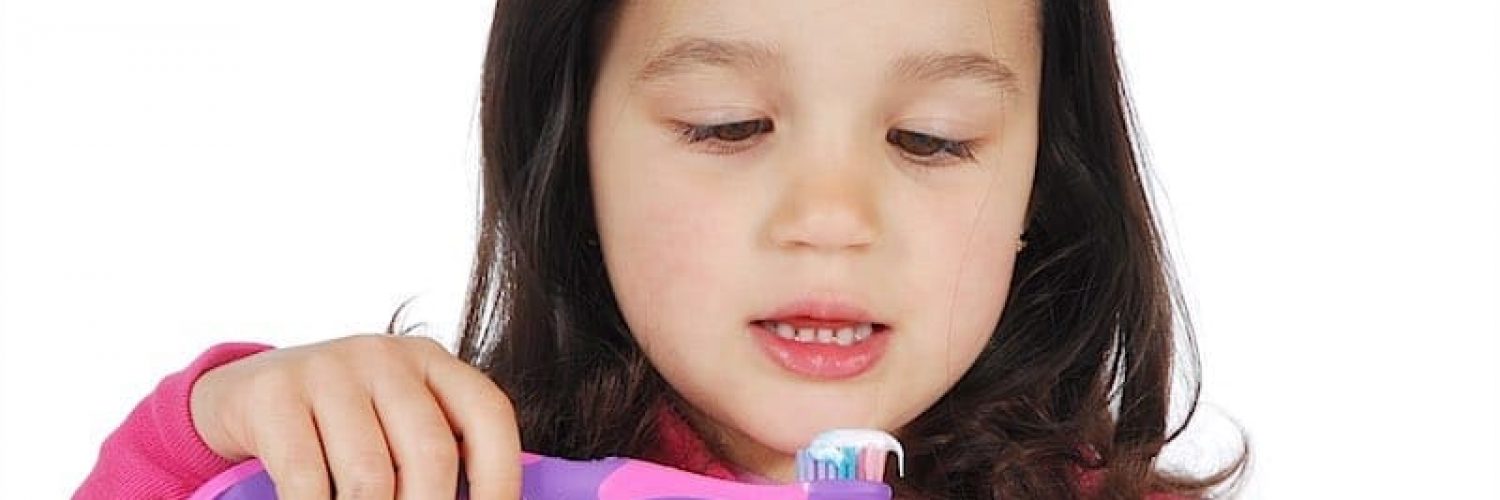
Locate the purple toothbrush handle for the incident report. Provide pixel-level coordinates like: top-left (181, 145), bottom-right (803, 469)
top-left (518, 453), bottom-right (630, 499)
top-left (521, 453), bottom-right (890, 499)
top-left (190, 456), bottom-right (629, 500)
top-left (200, 466), bottom-right (275, 500)
top-left (193, 455), bottom-right (889, 499)
top-left (189, 459), bottom-right (471, 500)
top-left (804, 480), bottom-right (893, 499)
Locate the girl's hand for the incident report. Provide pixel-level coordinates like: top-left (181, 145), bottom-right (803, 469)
top-left (189, 334), bottom-right (522, 500)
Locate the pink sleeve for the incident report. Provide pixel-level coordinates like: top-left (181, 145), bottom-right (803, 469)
top-left (74, 342), bottom-right (275, 500)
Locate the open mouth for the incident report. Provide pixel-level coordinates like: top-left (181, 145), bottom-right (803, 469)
top-left (748, 320), bottom-right (892, 380)
top-left (751, 320), bottom-right (891, 346)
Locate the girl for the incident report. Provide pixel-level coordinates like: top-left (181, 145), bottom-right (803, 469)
top-left (77, 0), bottom-right (1245, 498)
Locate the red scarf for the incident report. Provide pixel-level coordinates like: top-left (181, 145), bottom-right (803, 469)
top-left (639, 403), bottom-right (741, 480)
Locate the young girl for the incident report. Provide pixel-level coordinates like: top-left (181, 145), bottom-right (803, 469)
top-left (77, 0), bottom-right (1244, 498)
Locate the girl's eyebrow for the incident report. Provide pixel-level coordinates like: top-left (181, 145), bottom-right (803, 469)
top-left (890, 51), bottom-right (1020, 96)
top-left (633, 37), bottom-right (782, 83)
top-left (633, 36), bottom-right (1019, 95)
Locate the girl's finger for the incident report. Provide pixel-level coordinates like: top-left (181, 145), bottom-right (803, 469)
top-left (369, 363), bottom-right (460, 500)
top-left (253, 392), bottom-right (332, 500)
top-left (310, 374), bottom-right (394, 499)
top-left (423, 352), bottom-right (523, 500)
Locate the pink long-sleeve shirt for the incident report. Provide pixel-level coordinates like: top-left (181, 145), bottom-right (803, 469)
top-left (75, 343), bottom-right (273, 499)
top-left (75, 343), bottom-right (1184, 499)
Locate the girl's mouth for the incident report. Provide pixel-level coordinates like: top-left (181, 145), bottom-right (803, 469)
top-left (748, 320), bottom-right (892, 380)
top-left (756, 319), bottom-right (882, 346)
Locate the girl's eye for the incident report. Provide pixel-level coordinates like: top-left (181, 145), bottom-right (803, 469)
top-left (886, 129), bottom-right (977, 165)
top-left (677, 119), bottom-right (775, 152)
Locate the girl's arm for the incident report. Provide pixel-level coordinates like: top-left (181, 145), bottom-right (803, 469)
top-left (74, 342), bottom-right (273, 500)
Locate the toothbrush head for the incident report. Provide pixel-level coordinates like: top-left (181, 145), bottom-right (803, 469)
top-left (795, 429), bottom-right (906, 483)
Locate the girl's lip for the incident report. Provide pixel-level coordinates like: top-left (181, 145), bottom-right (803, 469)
top-left (754, 297), bottom-right (882, 325)
top-left (748, 322), bottom-right (891, 380)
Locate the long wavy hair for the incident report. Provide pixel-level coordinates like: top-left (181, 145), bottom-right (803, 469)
top-left (449, 0), bottom-right (1247, 497)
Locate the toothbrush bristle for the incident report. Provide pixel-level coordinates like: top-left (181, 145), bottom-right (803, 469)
top-left (840, 446), bottom-right (854, 479)
top-left (796, 429), bottom-right (905, 483)
top-left (859, 447), bottom-right (886, 481)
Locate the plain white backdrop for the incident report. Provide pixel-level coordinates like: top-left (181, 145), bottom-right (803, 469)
top-left (2, 0), bottom-right (1496, 497)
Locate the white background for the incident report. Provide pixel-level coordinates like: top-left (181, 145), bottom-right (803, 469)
top-left (2, 0), bottom-right (1496, 498)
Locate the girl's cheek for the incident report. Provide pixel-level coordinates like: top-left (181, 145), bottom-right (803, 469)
top-left (900, 168), bottom-right (1028, 369)
top-left (594, 156), bottom-right (754, 338)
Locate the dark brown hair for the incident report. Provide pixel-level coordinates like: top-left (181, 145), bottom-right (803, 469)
top-left (453, 0), bottom-right (1247, 497)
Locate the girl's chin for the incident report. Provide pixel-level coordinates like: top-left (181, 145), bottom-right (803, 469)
top-left (671, 368), bottom-right (923, 456)
top-left (719, 398), bottom-right (895, 454)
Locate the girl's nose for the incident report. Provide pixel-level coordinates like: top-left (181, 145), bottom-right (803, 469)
top-left (765, 151), bottom-right (882, 253)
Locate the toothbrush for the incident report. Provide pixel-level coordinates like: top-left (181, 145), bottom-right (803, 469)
top-left (188, 428), bottom-right (904, 500)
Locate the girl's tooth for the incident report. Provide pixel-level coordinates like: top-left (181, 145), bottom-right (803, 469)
top-left (777, 323), bottom-right (876, 344)
top-left (775, 322), bottom-right (795, 339)
top-left (835, 328), bottom-right (855, 346)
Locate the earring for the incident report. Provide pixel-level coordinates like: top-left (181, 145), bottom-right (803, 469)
top-left (1016, 233), bottom-right (1028, 253)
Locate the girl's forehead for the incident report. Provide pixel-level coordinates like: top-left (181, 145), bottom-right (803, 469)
top-left (606, 0), bottom-right (1041, 76)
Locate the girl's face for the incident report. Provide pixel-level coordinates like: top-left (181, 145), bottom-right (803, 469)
top-left (589, 0), bottom-right (1040, 480)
